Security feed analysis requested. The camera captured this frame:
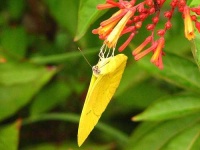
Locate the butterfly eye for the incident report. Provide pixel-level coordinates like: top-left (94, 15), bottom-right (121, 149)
top-left (92, 59), bottom-right (111, 76)
top-left (92, 66), bottom-right (101, 75)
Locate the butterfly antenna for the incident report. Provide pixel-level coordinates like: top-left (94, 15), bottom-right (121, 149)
top-left (78, 47), bottom-right (92, 68)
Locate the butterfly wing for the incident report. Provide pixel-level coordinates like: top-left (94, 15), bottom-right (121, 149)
top-left (78, 54), bottom-right (127, 146)
top-left (78, 75), bottom-right (101, 147)
top-left (78, 71), bottom-right (102, 147)
top-left (91, 54), bottom-right (127, 116)
top-left (82, 74), bottom-right (97, 107)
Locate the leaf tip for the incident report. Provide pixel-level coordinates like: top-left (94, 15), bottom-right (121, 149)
top-left (74, 36), bottom-right (79, 42)
top-left (131, 116), bottom-right (139, 121)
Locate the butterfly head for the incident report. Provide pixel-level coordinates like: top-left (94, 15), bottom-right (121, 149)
top-left (92, 65), bottom-right (101, 76)
top-left (92, 58), bottom-right (111, 77)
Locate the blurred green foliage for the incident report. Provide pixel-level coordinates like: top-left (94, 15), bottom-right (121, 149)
top-left (0, 0), bottom-right (200, 150)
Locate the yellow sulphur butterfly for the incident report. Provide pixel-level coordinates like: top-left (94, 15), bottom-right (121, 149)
top-left (78, 54), bottom-right (128, 146)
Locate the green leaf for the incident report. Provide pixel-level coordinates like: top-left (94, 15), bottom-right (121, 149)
top-left (137, 52), bottom-right (200, 94)
top-left (0, 62), bottom-right (51, 86)
top-left (133, 94), bottom-right (200, 121)
top-left (191, 133), bottom-right (200, 150)
top-left (0, 62), bottom-right (57, 121)
top-left (162, 122), bottom-right (200, 150)
top-left (126, 114), bottom-right (200, 150)
top-left (188, 0), bottom-right (199, 6)
top-left (7, 0), bottom-right (25, 19)
top-left (115, 63), bottom-right (148, 97)
top-left (115, 78), bottom-right (170, 110)
top-left (126, 121), bottom-right (160, 145)
top-left (191, 31), bottom-right (200, 69)
top-left (30, 47), bottom-right (98, 65)
top-left (44, 0), bottom-right (79, 35)
top-left (30, 80), bottom-right (71, 115)
top-left (22, 113), bottom-right (128, 147)
top-left (74, 0), bottom-right (106, 41)
top-left (0, 27), bottom-right (28, 59)
top-left (0, 120), bottom-right (21, 150)
top-left (114, 63), bottom-right (160, 111)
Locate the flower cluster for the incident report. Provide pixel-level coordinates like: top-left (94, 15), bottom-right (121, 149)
top-left (92, 0), bottom-right (200, 69)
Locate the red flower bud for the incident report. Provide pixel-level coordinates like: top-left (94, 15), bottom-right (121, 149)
top-left (137, 4), bottom-right (145, 13)
top-left (139, 13), bottom-right (148, 20)
top-left (133, 16), bottom-right (139, 22)
top-left (146, 24), bottom-right (155, 30)
top-left (157, 29), bottom-right (165, 36)
top-left (164, 11), bottom-right (172, 18)
top-left (191, 15), bottom-right (197, 21)
top-left (191, 7), bottom-right (200, 15)
top-left (152, 16), bottom-right (159, 24)
top-left (179, 0), bottom-right (186, 6)
top-left (195, 21), bottom-right (200, 32)
top-left (145, 0), bottom-right (153, 6)
top-left (165, 21), bottom-right (172, 30)
top-left (149, 7), bottom-right (155, 14)
top-left (135, 21), bottom-right (142, 29)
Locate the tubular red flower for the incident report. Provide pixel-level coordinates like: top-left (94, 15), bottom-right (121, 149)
top-left (119, 32), bottom-right (135, 52)
top-left (101, 10), bottom-right (127, 27)
top-left (92, 0), bottom-right (200, 69)
top-left (134, 43), bottom-right (157, 60)
top-left (104, 10), bottom-right (135, 48)
top-left (151, 37), bottom-right (165, 69)
top-left (92, 13), bottom-right (121, 39)
top-left (183, 6), bottom-right (195, 40)
top-left (121, 26), bottom-right (136, 35)
top-left (132, 36), bottom-right (152, 55)
top-left (97, 4), bottom-right (116, 9)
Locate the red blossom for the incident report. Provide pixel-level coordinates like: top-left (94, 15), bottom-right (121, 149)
top-left (151, 37), bottom-right (165, 69)
top-left (93, 0), bottom-right (200, 69)
top-left (183, 6), bottom-right (195, 40)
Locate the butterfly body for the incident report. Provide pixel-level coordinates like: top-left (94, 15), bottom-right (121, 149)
top-left (78, 54), bottom-right (127, 146)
